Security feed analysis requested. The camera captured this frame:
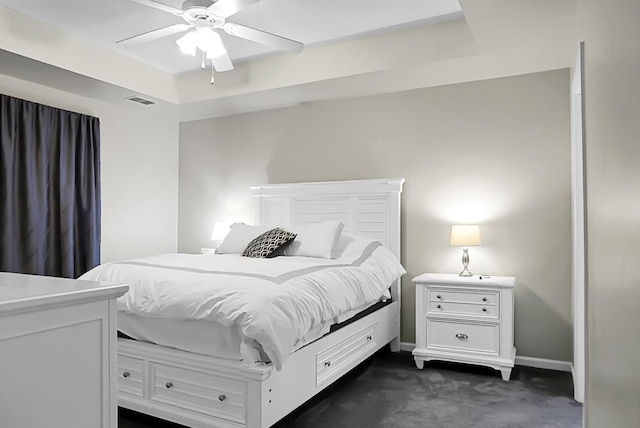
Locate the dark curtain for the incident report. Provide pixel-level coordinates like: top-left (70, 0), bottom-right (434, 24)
top-left (0, 94), bottom-right (101, 278)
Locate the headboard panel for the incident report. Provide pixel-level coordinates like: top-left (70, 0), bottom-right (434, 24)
top-left (251, 178), bottom-right (404, 343)
top-left (250, 178), bottom-right (404, 261)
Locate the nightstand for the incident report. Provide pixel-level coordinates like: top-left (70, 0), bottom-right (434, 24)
top-left (412, 273), bottom-right (516, 381)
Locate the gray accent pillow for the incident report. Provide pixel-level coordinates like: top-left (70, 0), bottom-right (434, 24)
top-left (242, 228), bottom-right (297, 258)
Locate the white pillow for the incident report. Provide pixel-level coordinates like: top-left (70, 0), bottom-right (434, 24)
top-left (284, 221), bottom-right (345, 259)
top-left (216, 223), bottom-right (272, 254)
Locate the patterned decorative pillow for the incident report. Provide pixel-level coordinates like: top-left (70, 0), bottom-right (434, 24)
top-left (242, 228), bottom-right (297, 258)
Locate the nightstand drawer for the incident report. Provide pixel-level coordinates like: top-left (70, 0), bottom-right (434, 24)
top-left (427, 319), bottom-right (499, 355)
top-left (428, 301), bottom-right (498, 318)
top-left (429, 288), bottom-right (498, 305)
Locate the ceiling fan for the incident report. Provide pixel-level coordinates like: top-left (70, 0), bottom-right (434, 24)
top-left (118, 0), bottom-right (304, 79)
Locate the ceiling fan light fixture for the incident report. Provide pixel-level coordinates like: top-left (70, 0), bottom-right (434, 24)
top-left (176, 27), bottom-right (227, 59)
top-left (197, 27), bottom-right (227, 58)
top-left (176, 31), bottom-right (198, 56)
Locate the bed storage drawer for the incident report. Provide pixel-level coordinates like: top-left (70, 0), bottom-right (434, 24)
top-left (150, 363), bottom-right (247, 424)
top-left (117, 355), bottom-right (145, 398)
top-left (316, 322), bottom-right (377, 387)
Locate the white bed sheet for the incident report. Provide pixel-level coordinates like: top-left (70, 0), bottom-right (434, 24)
top-left (80, 234), bottom-right (405, 370)
top-left (119, 313), bottom-right (246, 360)
top-left (118, 299), bottom-right (382, 362)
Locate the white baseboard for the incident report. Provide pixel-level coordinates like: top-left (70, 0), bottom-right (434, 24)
top-left (515, 356), bottom-right (572, 372)
top-left (399, 341), bottom-right (415, 352)
top-left (398, 342), bottom-right (572, 372)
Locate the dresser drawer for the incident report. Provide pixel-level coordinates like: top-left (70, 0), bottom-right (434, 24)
top-left (316, 323), bottom-right (377, 387)
top-left (150, 363), bottom-right (247, 425)
top-left (117, 355), bottom-right (145, 398)
top-left (427, 319), bottom-right (499, 355)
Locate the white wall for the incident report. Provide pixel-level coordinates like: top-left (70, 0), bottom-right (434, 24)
top-left (0, 73), bottom-right (180, 264)
top-left (576, 0), bottom-right (640, 425)
top-left (178, 69), bottom-right (573, 362)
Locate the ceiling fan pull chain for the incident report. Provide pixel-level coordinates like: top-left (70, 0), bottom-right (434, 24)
top-left (211, 62), bottom-right (215, 84)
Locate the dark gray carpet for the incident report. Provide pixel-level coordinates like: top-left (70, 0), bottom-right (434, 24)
top-left (119, 349), bottom-right (582, 428)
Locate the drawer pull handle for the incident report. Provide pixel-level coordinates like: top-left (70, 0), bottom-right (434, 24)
top-left (436, 304), bottom-right (442, 309)
top-left (122, 372), bottom-right (130, 378)
top-left (324, 361), bottom-right (331, 367)
top-left (436, 294), bottom-right (442, 299)
top-left (218, 394), bottom-right (226, 402)
top-left (455, 333), bottom-right (469, 340)
top-left (482, 307), bottom-right (487, 312)
top-left (482, 297), bottom-right (487, 302)
top-left (165, 382), bottom-right (174, 389)
top-left (367, 335), bottom-right (373, 341)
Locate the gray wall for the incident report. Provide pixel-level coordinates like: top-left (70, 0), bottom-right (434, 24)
top-left (179, 69), bottom-right (572, 362)
top-left (577, 0), bottom-right (640, 426)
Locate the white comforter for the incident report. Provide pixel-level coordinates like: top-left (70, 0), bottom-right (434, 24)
top-left (79, 234), bottom-right (405, 370)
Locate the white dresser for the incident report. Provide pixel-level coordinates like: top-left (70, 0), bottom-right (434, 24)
top-left (0, 272), bottom-right (128, 428)
top-left (412, 273), bottom-right (516, 381)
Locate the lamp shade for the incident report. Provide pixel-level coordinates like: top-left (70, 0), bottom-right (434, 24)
top-left (176, 27), bottom-right (228, 59)
top-left (199, 28), bottom-right (227, 59)
top-left (176, 31), bottom-right (198, 56)
top-left (450, 224), bottom-right (481, 246)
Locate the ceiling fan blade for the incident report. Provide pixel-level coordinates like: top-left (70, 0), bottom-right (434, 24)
top-left (207, 0), bottom-right (260, 18)
top-left (117, 24), bottom-right (191, 46)
top-left (130, 0), bottom-right (183, 15)
top-left (211, 51), bottom-right (234, 72)
top-left (223, 23), bottom-right (303, 54)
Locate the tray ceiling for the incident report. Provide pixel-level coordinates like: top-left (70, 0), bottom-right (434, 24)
top-left (0, 0), bottom-right (463, 74)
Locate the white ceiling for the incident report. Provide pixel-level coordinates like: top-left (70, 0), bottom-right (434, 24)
top-left (0, 0), bottom-right (578, 120)
top-left (0, 0), bottom-right (462, 74)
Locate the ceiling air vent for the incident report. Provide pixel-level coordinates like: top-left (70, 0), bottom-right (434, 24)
top-left (125, 95), bottom-right (155, 106)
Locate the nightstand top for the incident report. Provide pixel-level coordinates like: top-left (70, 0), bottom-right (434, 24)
top-left (412, 272), bottom-right (515, 288)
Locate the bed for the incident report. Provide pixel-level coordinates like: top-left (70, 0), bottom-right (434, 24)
top-left (82, 178), bottom-right (404, 428)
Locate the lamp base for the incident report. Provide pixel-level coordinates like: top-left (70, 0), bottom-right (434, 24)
top-left (458, 267), bottom-right (473, 277)
top-left (459, 248), bottom-right (473, 277)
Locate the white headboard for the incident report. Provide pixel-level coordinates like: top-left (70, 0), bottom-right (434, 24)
top-left (250, 178), bottom-right (404, 261)
top-left (251, 178), bottom-right (404, 342)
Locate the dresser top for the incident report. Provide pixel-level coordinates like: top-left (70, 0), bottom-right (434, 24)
top-left (0, 272), bottom-right (128, 315)
top-left (412, 272), bottom-right (515, 288)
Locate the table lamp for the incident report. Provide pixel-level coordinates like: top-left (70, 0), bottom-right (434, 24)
top-left (450, 224), bottom-right (481, 277)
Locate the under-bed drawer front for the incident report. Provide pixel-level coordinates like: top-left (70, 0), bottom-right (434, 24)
top-left (117, 355), bottom-right (145, 397)
top-left (316, 322), bottom-right (377, 388)
top-left (150, 363), bottom-right (247, 425)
